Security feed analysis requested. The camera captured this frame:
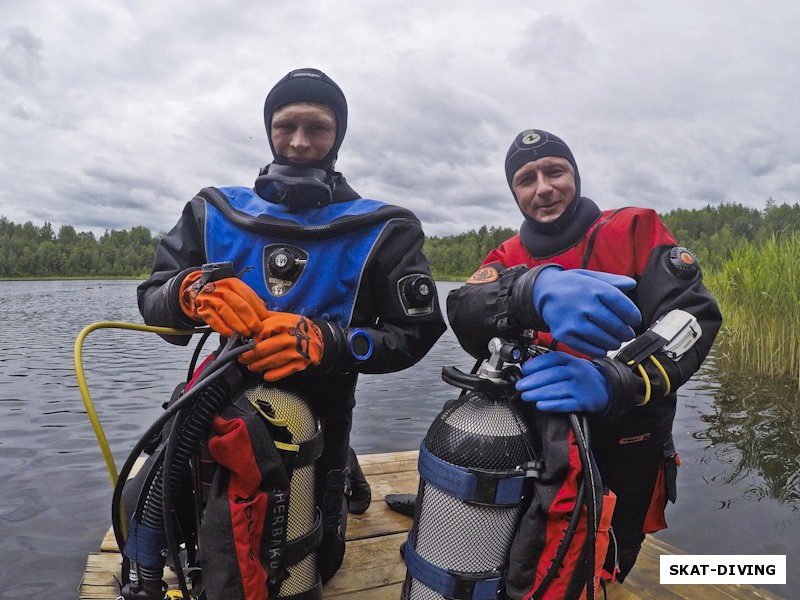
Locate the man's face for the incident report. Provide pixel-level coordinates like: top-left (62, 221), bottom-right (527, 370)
top-left (270, 102), bottom-right (337, 165)
top-left (511, 156), bottom-right (576, 223)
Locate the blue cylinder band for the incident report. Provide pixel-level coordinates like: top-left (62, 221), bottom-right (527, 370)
top-left (417, 443), bottom-right (526, 506)
top-left (404, 534), bottom-right (503, 600)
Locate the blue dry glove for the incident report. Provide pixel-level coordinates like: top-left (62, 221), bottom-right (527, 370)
top-left (516, 351), bottom-right (610, 413)
top-left (532, 267), bottom-right (642, 357)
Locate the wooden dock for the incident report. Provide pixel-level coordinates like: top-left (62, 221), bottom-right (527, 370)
top-left (79, 450), bottom-right (784, 599)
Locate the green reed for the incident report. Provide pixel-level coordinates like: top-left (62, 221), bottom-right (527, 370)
top-left (704, 233), bottom-right (800, 384)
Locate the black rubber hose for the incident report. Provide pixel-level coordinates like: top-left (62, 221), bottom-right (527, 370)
top-left (111, 347), bottom-right (243, 551)
top-left (162, 376), bottom-right (230, 598)
top-left (111, 336), bottom-right (255, 564)
top-left (187, 329), bottom-right (214, 381)
top-left (117, 376), bottom-right (227, 598)
top-left (531, 414), bottom-right (596, 600)
top-left (441, 365), bottom-right (483, 390)
top-left (135, 339), bottom-right (246, 596)
top-left (531, 479), bottom-right (586, 599)
top-left (572, 414), bottom-right (597, 600)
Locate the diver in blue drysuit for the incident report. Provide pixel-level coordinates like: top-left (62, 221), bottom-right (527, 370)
top-left (136, 68), bottom-right (446, 585)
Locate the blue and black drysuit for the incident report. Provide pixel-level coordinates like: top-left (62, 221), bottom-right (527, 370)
top-left (137, 177), bottom-right (446, 583)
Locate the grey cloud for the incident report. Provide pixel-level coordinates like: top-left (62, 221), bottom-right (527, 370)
top-left (81, 156), bottom-right (178, 199)
top-left (0, 26), bottom-right (45, 85)
top-left (2, 2), bottom-right (800, 240)
top-left (10, 100), bottom-right (36, 120)
top-left (509, 15), bottom-right (596, 76)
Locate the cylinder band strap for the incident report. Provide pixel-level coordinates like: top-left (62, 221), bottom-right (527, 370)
top-left (282, 508), bottom-right (323, 566)
top-left (404, 535), bottom-right (503, 600)
top-left (286, 425), bottom-right (324, 470)
top-left (418, 443), bottom-right (527, 506)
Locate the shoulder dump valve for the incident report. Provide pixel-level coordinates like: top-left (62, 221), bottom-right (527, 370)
top-left (398, 274), bottom-right (436, 315)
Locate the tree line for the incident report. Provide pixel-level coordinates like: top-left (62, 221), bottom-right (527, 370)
top-left (1, 199), bottom-right (799, 279)
top-left (0, 217), bottom-right (158, 278)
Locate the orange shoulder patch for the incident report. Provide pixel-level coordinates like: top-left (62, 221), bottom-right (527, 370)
top-left (466, 266), bottom-right (499, 284)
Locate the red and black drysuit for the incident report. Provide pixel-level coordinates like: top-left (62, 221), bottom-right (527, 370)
top-left (447, 196), bottom-right (722, 585)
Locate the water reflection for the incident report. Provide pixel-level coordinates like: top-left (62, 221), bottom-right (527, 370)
top-left (696, 361), bottom-right (800, 509)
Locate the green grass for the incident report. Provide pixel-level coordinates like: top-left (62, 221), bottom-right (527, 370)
top-left (704, 233), bottom-right (800, 385)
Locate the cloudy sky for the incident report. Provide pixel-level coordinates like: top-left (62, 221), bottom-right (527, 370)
top-left (2, 1), bottom-right (798, 239)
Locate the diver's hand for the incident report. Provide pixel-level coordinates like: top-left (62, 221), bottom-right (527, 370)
top-left (516, 351), bottom-right (610, 413)
top-left (239, 311), bottom-right (324, 381)
top-left (179, 271), bottom-right (268, 337)
top-left (532, 267), bottom-right (641, 357)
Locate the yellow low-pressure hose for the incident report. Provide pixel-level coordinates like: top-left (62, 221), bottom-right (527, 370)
top-left (74, 321), bottom-right (207, 488)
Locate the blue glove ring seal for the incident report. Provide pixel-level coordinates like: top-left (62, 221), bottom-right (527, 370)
top-left (348, 329), bottom-right (373, 361)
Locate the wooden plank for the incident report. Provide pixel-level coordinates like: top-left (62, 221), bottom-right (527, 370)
top-left (604, 581), bottom-right (643, 600)
top-left (357, 449), bottom-right (418, 466)
top-left (324, 583), bottom-right (403, 600)
top-left (347, 508), bottom-right (413, 541)
top-left (362, 469), bottom-right (419, 499)
top-left (100, 528), bottom-right (118, 553)
top-left (358, 450), bottom-right (419, 476)
top-left (80, 553), bottom-right (122, 598)
top-left (323, 532), bottom-right (407, 597)
top-left (623, 536), bottom-right (786, 600)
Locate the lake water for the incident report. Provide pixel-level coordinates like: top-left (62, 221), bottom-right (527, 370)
top-left (0, 279), bottom-right (796, 598)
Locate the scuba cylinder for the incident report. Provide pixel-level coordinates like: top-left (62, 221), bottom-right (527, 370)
top-left (401, 338), bottom-right (539, 600)
top-left (401, 337), bottom-right (609, 600)
top-left (243, 384), bottom-right (324, 599)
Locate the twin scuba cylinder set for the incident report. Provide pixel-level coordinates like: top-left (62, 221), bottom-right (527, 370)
top-left (115, 262), bottom-right (325, 600)
top-left (401, 308), bottom-right (701, 600)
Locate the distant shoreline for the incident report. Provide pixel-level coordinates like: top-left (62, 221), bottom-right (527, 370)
top-left (0, 275), bottom-right (465, 282)
top-left (0, 276), bottom-right (147, 281)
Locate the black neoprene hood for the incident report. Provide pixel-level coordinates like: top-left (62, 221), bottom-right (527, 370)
top-left (263, 68), bottom-right (348, 172)
top-left (504, 128), bottom-right (581, 201)
top-left (507, 129), bottom-right (594, 254)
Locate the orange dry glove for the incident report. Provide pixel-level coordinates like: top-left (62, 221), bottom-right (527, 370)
top-left (239, 311), bottom-right (324, 382)
top-left (179, 270), bottom-right (269, 338)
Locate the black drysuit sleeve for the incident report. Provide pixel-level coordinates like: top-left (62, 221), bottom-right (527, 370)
top-left (628, 245), bottom-right (722, 395)
top-left (137, 197), bottom-right (208, 343)
top-left (446, 263), bottom-right (532, 359)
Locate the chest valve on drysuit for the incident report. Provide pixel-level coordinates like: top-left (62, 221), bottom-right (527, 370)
top-left (265, 244), bottom-right (309, 297)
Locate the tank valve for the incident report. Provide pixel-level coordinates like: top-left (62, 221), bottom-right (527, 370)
top-left (479, 337), bottom-right (525, 382)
